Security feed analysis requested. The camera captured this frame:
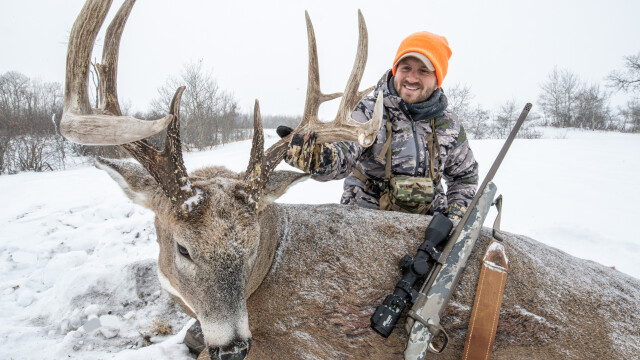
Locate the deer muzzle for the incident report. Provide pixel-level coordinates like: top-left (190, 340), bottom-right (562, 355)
top-left (208, 339), bottom-right (252, 360)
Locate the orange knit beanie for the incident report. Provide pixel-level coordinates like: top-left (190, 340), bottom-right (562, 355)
top-left (392, 31), bottom-right (452, 88)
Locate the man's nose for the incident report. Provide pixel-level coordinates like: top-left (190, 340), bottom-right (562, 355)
top-left (406, 70), bottom-right (420, 82)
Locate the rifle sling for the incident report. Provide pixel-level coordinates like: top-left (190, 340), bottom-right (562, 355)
top-left (461, 195), bottom-right (509, 360)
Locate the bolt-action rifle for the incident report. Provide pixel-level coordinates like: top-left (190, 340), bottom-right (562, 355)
top-left (370, 103), bottom-right (532, 360)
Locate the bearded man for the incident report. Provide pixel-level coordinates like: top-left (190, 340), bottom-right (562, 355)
top-left (282, 30), bottom-right (478, 220)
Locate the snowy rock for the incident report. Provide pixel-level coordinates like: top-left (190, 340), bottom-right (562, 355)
top-left (60, 319), bottom-right (70, 333)
top-left (98, 314), bottom-right (122, 339)
top-left (124, 311), bottom-right (136, 320)
top-left (16, 288), bottom-right (36, 307)
top-left (82, 317), bottom-right (101, 332)
top-left (83, 304), bottom-right (100, 317)
top-left (99, 326), bottom-right (120, 339)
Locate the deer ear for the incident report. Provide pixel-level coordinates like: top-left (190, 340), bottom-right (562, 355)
top-left (257, 170), bottom-right (309, 211)
top-left (95, 158), bottom-right (159, 208)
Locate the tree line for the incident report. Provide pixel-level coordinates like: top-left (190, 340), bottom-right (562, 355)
top-left (1, 52), bottom-right (638, 174)
top-left (0, 61), bottom-right (252, 174)
top-left (449, 52), bottom-right (640, 138)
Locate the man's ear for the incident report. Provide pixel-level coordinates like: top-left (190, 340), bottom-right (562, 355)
top-left (258, 170), bottom-right (309, 212)
top-left (95, 158), bottom-right (159, 209)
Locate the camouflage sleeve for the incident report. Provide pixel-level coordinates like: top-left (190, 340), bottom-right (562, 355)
top-left (442, 125), bottom-right (479, 211)
top-left (310, 141), bottom-right (364, 181)
top-left (309, 101), bottom-right (371, 181)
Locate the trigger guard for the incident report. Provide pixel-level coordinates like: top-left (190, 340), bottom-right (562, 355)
top-left (427, 325), bottom-right (449, 354)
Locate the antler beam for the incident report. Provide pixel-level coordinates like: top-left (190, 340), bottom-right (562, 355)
top-left (61, 0), bottom-right (203, 213)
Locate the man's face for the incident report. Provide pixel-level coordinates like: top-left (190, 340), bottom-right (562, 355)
top-left (393, 57), bottom-right (438, 104)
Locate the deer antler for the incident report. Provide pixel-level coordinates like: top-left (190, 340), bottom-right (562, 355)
top-left (61, 0), bottom-right (204, 213)
top-left (245, 10), bottom-right (383, 201)
top-left (300, 10), bottom-right (383, 147)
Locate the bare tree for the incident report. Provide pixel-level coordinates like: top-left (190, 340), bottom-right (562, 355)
top-left (465, 104), bottom-right (491, 139)
top-left (260, 114), bottom-right (302, 129)
top-left (444, 83), bottom-right (493, 139)
top-left (607, 52), bottom-right (640, 133)
top-left (150, 60), bottom-right (241, 149)
top-left (494, 99), bottom-right (519, 138)
top-left (574, 83), bottom-right (612, 130)
top-left (538, 67), bottom-right (581, 128)
top-left (0, 71), bottom-right (65, 174)
top-left (607, 52), bottom-right (640, 95)
top-left (619, 99), bottom-right (640, 132)
top-left (445, 82), bottom-right (474, 119)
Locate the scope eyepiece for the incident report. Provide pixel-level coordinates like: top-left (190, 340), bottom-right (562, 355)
top-left (371, 293), bottom-right (407, 338)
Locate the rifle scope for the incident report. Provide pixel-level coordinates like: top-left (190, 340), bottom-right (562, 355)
top-left (370, 213), bottom-right (453, 338)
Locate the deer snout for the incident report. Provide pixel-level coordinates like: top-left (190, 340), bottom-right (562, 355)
top-left (208, 339), bottom-right (251, 360)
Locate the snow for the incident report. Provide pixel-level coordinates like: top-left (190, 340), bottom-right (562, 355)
top-left (0, 128), bottom-right (639, 359)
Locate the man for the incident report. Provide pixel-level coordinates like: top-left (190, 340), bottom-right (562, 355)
top-left (282, 30), bottom-right (478, 220)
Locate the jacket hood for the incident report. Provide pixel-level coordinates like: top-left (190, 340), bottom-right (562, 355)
top-left (373, 69), bottom-right (404, 110)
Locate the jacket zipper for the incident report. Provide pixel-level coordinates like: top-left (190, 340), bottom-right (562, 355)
top-left (400, 103), bottom-right (421, 177)
top-left (410, 120), bottom-right (420, 177)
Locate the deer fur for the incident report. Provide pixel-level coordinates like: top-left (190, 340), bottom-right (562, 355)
top-left (100, 158), bottom-right (640, 359)
top-left (61, 1), bottom-right (640, 358)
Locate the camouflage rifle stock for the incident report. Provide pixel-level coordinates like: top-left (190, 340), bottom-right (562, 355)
top-left (404, 103), bottom-right (532, 359)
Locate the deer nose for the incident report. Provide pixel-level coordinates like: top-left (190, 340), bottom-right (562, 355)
top-left (208, 339), bottom-right (251, 360)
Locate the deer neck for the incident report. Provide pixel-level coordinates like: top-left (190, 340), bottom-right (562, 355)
top-left (245, 205), bottom-right (282, 298)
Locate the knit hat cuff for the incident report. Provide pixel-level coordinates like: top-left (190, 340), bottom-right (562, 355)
top-left (393, 52), bottom-right (435, 72)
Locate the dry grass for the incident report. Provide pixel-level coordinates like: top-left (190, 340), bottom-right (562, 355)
top-left (151, 319), bottom-right (173, 335)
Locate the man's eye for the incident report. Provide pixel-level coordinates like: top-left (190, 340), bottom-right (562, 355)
top-left (177, 244), bottom-right (191, 260)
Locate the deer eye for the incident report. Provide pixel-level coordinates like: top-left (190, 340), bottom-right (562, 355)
top-left (177, 243), bottom-right (191, 260)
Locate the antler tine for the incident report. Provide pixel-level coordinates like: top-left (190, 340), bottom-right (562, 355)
top-left (335, 10), bottom-right (375, 126)
top-left (63, 0), bottom-right (111, 116)
top-left (121, 86), bottom-right (203, 212)
top-left (61, 0), bottom-right (172, 146)
top-left (301, 10), bottom-right (343, 128)
top-left (97, 0), bottom-right (135, 116)
top-left (243, 99), bottom-right (265, 201)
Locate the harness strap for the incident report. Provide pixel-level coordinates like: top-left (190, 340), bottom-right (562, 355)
top-left (354, 108), bottom-right (441, 214)
top-left (427, 119), bottom-right (441, 183)
top-left (461, 195), bottom-right (509, 360)
top-left (375, 109), bottom-right (393, 165)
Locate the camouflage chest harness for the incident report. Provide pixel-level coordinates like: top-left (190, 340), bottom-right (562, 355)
top-left (353, 109), bottom-right (442, 215)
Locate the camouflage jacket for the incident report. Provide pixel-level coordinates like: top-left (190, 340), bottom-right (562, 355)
top-left (313, 70), bottom-right (478, 215)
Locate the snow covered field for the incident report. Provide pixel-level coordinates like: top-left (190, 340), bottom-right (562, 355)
top-left (1, 128), bottom-right (638, 359)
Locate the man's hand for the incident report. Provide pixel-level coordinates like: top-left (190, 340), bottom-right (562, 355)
top-left (284, 131), bottom-right (337, 174)
top-left (447, 203), bottom-right (466, 221)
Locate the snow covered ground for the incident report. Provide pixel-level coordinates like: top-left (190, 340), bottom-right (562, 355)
top-left (1, 128), bottom-right (638, 359)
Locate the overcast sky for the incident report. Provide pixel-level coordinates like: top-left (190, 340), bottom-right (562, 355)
top-left (1, 0), bottom-right (639, 119)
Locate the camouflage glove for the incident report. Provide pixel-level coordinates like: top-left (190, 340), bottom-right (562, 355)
top-left (447, 203), bottom-right (466, 221)
top-left (284, 131), bottom-right (337, 174)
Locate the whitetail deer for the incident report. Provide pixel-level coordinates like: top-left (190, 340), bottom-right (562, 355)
top-left (60, 1), bottom-right (640, 360)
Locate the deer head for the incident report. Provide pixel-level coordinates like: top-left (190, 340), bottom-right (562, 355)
top-left (60, 1), bottom-right (381, 359)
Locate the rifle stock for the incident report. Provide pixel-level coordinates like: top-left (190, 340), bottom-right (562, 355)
top-left (404, 103), bottom-right (531, 359)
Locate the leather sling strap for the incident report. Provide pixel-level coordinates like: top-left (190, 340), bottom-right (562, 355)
top-left (461, 195), bottom-right (509, 360)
